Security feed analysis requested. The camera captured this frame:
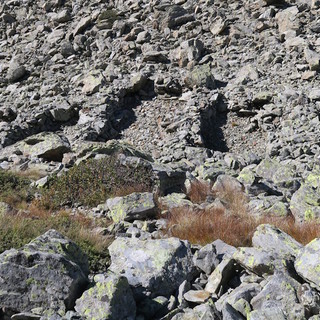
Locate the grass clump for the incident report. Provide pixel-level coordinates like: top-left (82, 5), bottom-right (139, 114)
top-left (165, 179), bottom-right (320, 247)
top-left (0, 169), bottom-right (34, 207)
top-left (0, 205), bottom-right (111, 273)
top-left (40, 155), bottom-right (155, 209)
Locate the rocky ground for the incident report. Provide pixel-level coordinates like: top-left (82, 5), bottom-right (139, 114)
top-left (2, 0), bottom-right (320, 319)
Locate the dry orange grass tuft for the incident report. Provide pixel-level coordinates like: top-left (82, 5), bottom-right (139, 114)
top-left (165, 179), bottom-right (320, 247)
top-left (187, 179), bottom-right (213, 204)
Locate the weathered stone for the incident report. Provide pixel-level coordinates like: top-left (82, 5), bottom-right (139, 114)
top-left (0, 230), bottom-right (89, 317)
top-left (295, 239), bottom-right (320, 290)
top-left (106, 192), bottom-right (156, 223)
top-left (252, 224), bottom-right (303, 259)
top-left (108, 237), bottom-right (195, 300)
top-left (75, 272), bottom-right (136, 320)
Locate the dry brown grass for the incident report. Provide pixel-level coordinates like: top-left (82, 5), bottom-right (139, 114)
top-left (165, 206), bottom-right (320, 247)
top-left (187, 179), bottom-right (213, 204)
top-left (165, 179), bottom-right (320, 247)
top-left (0, 203), bottom-right (112, 272)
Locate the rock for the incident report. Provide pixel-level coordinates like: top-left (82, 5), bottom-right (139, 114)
top-left (295, 238), bottom-right (320, 290)
top-left (250, 272), bottom-right (304, 319)
top-left (210, 16), bottom-right (227, 36)
top-left (205, 258), bottom-right (238, 294)
top-left (252, 224), bottom-right (303, 259)
top-left (233, 247), bottom-right (275, 276)
top-left (20, 133), bottom-right (71, 162)
top-left (171, 303), bottom-right (219, 320)
top-left (212, 175), bottom-right (244, 194)
top-left (160, 5), bottom-right (195, 30)
top-left (0, 230), bottom-right (89, 317)
top-left (82, 73), bottom-right (104, 95)
top-left (193, 243), bottom-right (220, 275)
top-left (290, 170), bottom-right (320, 221)
top-left (138, 296), bottom-right (170, 319)
top-left (108, 237), bottom-right (195, 300)
top-left (183, 290), bottom-right (211, 304)
top-left (106, 192), bottom-right (156, 223)
top-left (7, 62), bottom-right (27, 83)
top-left (50, 100), bottom-right (75, 122)
top-left (75, 272), bottom-right (136, 320)
top-left (184, 64), bottom-right (215, 89)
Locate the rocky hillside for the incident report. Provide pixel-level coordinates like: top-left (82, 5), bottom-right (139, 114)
top-left (2, 0), bottom-right (320, 319)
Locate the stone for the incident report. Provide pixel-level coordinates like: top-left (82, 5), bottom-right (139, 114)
top-left (7, 62), bottom-right (27, 83)
top-left (252, 224), bottom-right (303, 259)
top-left (295, 239), bottom-right (320, 290)
top-left (19, 133), bottom-right (71, 162)
top-left (82, 73), bottom-right (104, 95)
top-left (108, 237), bottom-right (195, 300)
top-left (193, 243), bottom-right (220, 275)
top-left (75, 272), bottom-right (136, 320)
top-left (184, 64), bottom-right (215, 89)
top-left (171, 303), bottom-right (219, 320)
top-left (183, 290), bottom-right (211, 304)
top-left (106, 192), bottom-right (156, 223)
top-left (205, 259), bottom-right (237, 294)
top-left (233, 247), bottom-right (275, 276)
top-left (50, 100), bottom-right (75, 122)
top-left (290, 170), bottom-right (320, 221)
top-left (0, 230), bottom-right (89, 317)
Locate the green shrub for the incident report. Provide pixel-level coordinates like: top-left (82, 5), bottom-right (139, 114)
top-left (41, 155), bottom-right (155, 209)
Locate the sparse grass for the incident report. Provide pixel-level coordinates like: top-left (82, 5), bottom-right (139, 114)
top-left (165, 179), bottom-right (320, 247)
top-left (0, 169), bottom-right (35, 207)
top-left (0, 204), bottom-right (112, 273)
top-left (40, 155), bottom-right (155, 209)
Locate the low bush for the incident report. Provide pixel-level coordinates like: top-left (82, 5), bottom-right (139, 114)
top-left (0, 205), bottom-right (112, 273)
top-left (40, 155), bottom-right (155, 209)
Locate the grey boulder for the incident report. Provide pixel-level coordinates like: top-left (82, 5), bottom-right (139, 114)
top-left (0, 230), bottom-right (89, 317)
top-left (75, 272), bottom-right (136, 320)
top-left (108, 237), bottom-right (195, 300)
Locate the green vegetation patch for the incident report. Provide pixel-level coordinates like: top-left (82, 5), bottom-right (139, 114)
top-left (40, 155), bottom-right (155, 209)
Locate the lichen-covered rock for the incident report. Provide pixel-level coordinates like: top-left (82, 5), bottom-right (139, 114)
top-left (233, 247), bottom-right (275, 276)
top-left (216, 283), bottom-right (261, 314)
top-left (171, 303), bottom-right (219, 320)
top-left (184, 64), bottom-right (215, 89)
top-left (0, 230), bottom-right (89, 317)
top-left (19, 132), bottom-right (71, 162)
top-left (205, 258), bottom-right (237, 294)
top-left (106, 192), bottom-right (156, 223)
top-left (250, 272), bottom-right (305, 319)
top-left (108, 237), bottom-right (195, 300)
top-left (75, 272), bottom-right (136, 320)
top-left (290, 171), bottom-right (320, 222)
top-left (254, 158), bottom-right (297, 187)
top-left (252, 224), bottom-right (303, 259)
top-left (295, 239), bottom-right (320, 290)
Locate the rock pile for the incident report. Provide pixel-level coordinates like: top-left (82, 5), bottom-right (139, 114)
top-left (2, 0), bottom-right (320, 318)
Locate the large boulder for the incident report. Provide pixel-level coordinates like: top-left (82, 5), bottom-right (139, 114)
top-left (108, 237), bottom-right (195, 300)
top-left (295, 239), bottom-right (320, 290)
top-left (19, 132), bottom-right (71, 162)
top-left (252, 224), bottom-right (303, 259)
top-left (0, 230), bottom-right (89, 318)
top-left (75, 272), bottom-right (136, 320)
top-left (106, 192), bottom-right (156, 223)
top-left (290, 170), bottom-right (320, 221)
